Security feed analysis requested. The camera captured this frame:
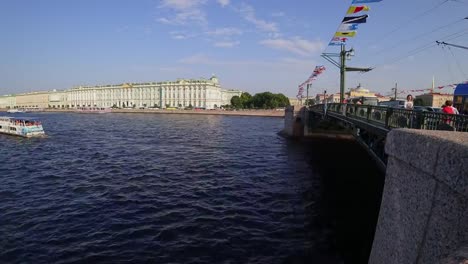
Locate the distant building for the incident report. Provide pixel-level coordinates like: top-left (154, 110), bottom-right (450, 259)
top-left (347, 84), bottom-right (377, 98)
top-left (0, 76), bottom-right (243, 110)
top-left (0, 95), bottom-right (16, 108)
top-left (326, 93), bottom-right (341, 103)
top-left (315, 94), bottom-right (328, 104)
top-left (375, 94), bottom-right (393, 103)
top-left (15, 91), bottom-right (51, 109)
top-left (289, 98), bottom-right (303, 108)
top-left (415, 93), bottom-right (453, 107)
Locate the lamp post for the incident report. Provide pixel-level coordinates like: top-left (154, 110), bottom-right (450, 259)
top-left (322, 44), bottom-right (372, 104)
top-left (340, 46), bottom-right (355, 103)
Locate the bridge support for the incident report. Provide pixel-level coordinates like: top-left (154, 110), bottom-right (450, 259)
top-left (369, 129), bottom-right (468, 264)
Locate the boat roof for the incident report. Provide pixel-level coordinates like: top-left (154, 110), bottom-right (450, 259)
top-left (0, 116), bottom-right (41, 121)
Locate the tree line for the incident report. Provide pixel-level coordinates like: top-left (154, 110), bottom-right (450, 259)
top-left (229, 92), bottom-right (290, 109)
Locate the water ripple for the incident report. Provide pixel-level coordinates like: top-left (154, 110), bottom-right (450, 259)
top-left (0, 113), bottom-right (331, 263)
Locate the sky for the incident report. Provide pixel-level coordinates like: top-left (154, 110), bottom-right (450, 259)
top-left (0, 0), bottom-right (467, 98)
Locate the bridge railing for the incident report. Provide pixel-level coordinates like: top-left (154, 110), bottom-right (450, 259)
top-left (309, 103), bottom-right (468, 132)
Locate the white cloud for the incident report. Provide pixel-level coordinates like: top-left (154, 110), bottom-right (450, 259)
top-left (214, 41), bottom-right (240, 48)
top-left (260, 37), bottom-right (324, 56)
top-left (217, 0), bottom-right (230, 7)
top-left (160, 0), bottom-right (206, 10)
top-left (206, 27), bottom-right (243, 36)
top-left (157, 0), bottom-right (207, 25)
top-left (271, 12), bottom-right (285, 17)
top-left (170, 31), bottom-right (195, 40)
top-left (238, 3), bottom-right (278, 33)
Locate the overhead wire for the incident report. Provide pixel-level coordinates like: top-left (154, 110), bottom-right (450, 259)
top-left (354, 17), bottom-right (466, 63)
top-left (447, 46), bottom-right (468, 79)
top-left (359, 0), bottom-right (452, 48)
top-left (441, 45), bottom-right (457, 82)
top-left (367, 28), bottom-right (468, 70)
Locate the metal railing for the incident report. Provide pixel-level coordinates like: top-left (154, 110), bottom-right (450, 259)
top-left (309, 103), bottom-right (468, 132)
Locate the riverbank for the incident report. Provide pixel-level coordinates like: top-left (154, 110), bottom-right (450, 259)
top-left (0, 108), bottom-right (284, 118)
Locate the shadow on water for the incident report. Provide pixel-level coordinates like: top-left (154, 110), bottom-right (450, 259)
top-left (291, 137), bottom-right (385, 264)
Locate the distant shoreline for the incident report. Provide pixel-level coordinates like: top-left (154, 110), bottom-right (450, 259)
top-left (0, 108), bottom-right (285, 118)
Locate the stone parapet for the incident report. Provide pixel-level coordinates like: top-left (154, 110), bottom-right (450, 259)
top-left (369, 129), bottom-right (468, 264)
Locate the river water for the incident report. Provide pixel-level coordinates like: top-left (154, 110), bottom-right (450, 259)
top-left (0, 112), bottom-right (347, 263)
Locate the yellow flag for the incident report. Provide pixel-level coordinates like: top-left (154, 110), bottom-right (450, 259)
top-left (335, 31), bottom-right (357, 37)
top-left (346, 5), bottom-right (370, 14)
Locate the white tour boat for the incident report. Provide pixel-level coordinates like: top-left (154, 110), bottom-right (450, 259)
top-left (0, 117), bottom-right (46, 138)
top-left (7, 109), bottom-right (26, 113)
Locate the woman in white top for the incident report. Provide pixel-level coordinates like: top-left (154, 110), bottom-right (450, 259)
top-left (404, 94), bottom-right (414, 109)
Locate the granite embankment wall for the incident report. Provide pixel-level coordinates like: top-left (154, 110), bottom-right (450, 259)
top-left (0, 108), bottom-right (284, 118)
top-left (370, 129), bottom-right (468, 264)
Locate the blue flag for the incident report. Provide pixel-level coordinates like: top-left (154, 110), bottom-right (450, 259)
top-left (352, 0), bottom-right (382, 3)
top-left (338, 23), bottom-right (359, 31)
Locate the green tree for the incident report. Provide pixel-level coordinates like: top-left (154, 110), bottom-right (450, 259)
top-left (240, 92), bottom-right (253, 108)
top-left (230, 96), bottom-right (242, 108)
top-left (305, 98), bottom-right (316, 106)
top-left (275, 93), bottom-right (290, 107)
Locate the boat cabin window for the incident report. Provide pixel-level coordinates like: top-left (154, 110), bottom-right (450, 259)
top-left (10, 127), bottom-right (16, 131)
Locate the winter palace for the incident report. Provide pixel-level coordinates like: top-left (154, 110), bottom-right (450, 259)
top-left (0, 76), bottom-right (243, 110)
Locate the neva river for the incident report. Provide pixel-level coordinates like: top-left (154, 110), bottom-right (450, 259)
top-left (0, 113), bottom-right (343, 263)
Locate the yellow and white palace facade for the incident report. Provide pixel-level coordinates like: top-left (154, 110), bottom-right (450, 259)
top-left (0, 76), bottom-right (243, 109)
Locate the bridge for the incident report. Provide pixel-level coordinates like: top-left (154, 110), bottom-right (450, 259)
top-left (305, 103), bottom-right (468, 169)
top-left (282, 105), bottom-right (468, 264)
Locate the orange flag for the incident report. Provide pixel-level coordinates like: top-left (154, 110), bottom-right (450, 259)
top-left (347, 5), bottom-right (370, 14)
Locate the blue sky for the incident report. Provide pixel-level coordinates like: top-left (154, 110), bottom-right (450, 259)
top-left (1, 0), bottom-right (467, 97)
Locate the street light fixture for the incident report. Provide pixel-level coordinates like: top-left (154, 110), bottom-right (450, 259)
top-left (321, 44), bottom-right (372, 103)
top-left (346, 48), bottom-right (355, 60)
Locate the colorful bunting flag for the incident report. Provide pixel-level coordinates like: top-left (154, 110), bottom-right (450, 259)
top-left (329, 42), bottom-right (344, 46)
top-left (332, 37), bottom-right (348, 42)
top-left (335, 31), bottom-right (357, 37)
top-left (338, 23), bottom-right (359, 31)
top-left (328, 37), bottom-right (347, 46)
top-left (352, 0), bottom-right (382, 3)
top-left (302, 0), bottom-right (384, 95)
top-left (347, 5), bottom-right (370, 14)
top-left (342, 15), bottom-right (368, 24)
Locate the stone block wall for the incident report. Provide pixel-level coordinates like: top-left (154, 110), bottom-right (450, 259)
top-left (369, 129), bottom-right (468, 264)
top-left (282, 106), bottom-right (295, 137)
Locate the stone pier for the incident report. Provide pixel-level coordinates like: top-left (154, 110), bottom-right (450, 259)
top-left (369, 129), bottom-right (468, 264)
